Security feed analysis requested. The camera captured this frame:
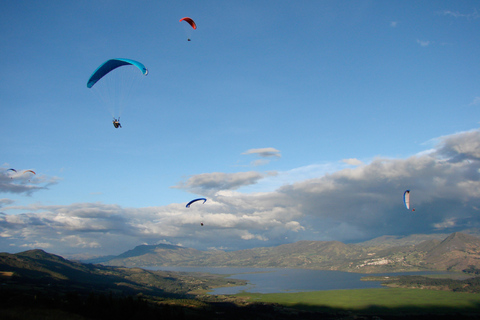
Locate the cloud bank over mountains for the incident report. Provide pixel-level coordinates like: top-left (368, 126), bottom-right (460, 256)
top-left (1, 130), bottom-right (480, 256)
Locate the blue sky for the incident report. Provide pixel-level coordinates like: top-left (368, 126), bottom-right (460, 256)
top-left (1, 1), bottom-right (480, 257)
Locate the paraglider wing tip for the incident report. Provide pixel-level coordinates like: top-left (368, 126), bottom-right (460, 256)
top-left (144, 68), bottom-right (149, 76)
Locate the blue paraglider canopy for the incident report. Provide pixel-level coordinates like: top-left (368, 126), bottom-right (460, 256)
top-left (186, 198), bottom-right (207, 208)
top-left (87, 58), bottom-right (148, 88)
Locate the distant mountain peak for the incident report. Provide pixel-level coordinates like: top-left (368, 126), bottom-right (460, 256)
top-left (441, 232), bottom-right (480, 245)
top-left (115, 243), bottom-right (185, 260)
top-left (18, 249), bottom-right (64, 260)
top-left (21, 249), bottom-right (48, 254)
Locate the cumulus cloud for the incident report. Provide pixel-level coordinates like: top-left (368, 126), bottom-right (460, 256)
top-left (433, 218), bottom-right (457, 230)
top-left (434, 129), bottom-right (480, 162)
top-left (0, 168), bottom-right (59, 196)
top-left (0, 194), bottom-right (301, 255)
top-left (172, 171), bottom-right (277, 195)
top-left (342, 158), bottom-right (364, 166)
top-left (285, 221), bottom-right (305, 232)
top-left (240, 231), bottom-right (268, 241)
top-left (276, 129), bottom-right (480, 240)
top-left (2, 130), bottom-right (480, 256)
top-left (0, 202), bottom-right (150, 255)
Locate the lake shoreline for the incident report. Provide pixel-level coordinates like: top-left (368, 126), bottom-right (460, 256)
top-left (146, 266), bottom-right (450, 295)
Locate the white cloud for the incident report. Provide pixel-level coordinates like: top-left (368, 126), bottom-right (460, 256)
top-left (417, 39), bottom-right (432, 47)
top-left (433, 129), bottom-right (480, 161)
top-left (242, 148), bottom-right (281, 166)
top-left (440, 9), bottom-right (479, 19)
top-left (285, 221), bottom-right (305, 232)
top-left (433, 218), bottom-right (457, 230)
top-left (240, 231), bottom-right (268, 241)
top-left (172, 171), bottom-right (277, 195)
top-left (20, 242), bottom-right (53, 249)
top-left (2, 130), bottom-right (480, 256)
top-left (242, 148), bottom-right (281, 158)
top-left (342, 158), bottom-right (364, 166)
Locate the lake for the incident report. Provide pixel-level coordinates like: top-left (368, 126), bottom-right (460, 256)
top-left (147, 266), bottom-right (444, 294)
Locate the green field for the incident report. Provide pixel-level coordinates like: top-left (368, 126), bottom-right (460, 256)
top-left (236, 288), bottom-right (480, 315)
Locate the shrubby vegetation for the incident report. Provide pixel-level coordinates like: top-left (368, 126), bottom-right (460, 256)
top-left (382, 274), bottom-right (480, 293)
top-left (463, 265), bottom-right (480, 275)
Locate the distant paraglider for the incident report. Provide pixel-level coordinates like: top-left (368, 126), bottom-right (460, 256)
top-left (179, 17), bottom-right (196, 41)
top-left (403, 190), bottom-right (415, 212)
top-left (186, 198), bottom-right (207, 226)
top-left (179, 17), bottom-right (196, 29)
top-left (3, 168), bottom-right (36, 181)
top-left (186, 198), bottom-right (207, 208)
top-left (113, 118), bottom-right (122, 128)
top-left (22, 170), bottom-right (36, 182)
top-left (6, 168), bottom-right (16, 179)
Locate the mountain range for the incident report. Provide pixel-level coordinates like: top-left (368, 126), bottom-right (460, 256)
top-left (96, 231), bottom-right (480, 273)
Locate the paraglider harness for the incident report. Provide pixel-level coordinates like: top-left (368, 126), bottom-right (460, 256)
top-left (113, 118), bottom-right (122, 128)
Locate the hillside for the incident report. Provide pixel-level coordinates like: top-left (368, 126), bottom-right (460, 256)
top-left (356, 233), bottom-right (449, 249)
top-left (101, 232), bottom-right (480, 273)
top-left (0, 250), bottom-right (316, 320)
top-left (105, 244), bottom-right (210, 267)
top-left (195, 241), bottom-right (369, 270)
top-left (0, 249), bottom-right (246, 297)
top-left (356, 228), bottom-right (480, 249)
